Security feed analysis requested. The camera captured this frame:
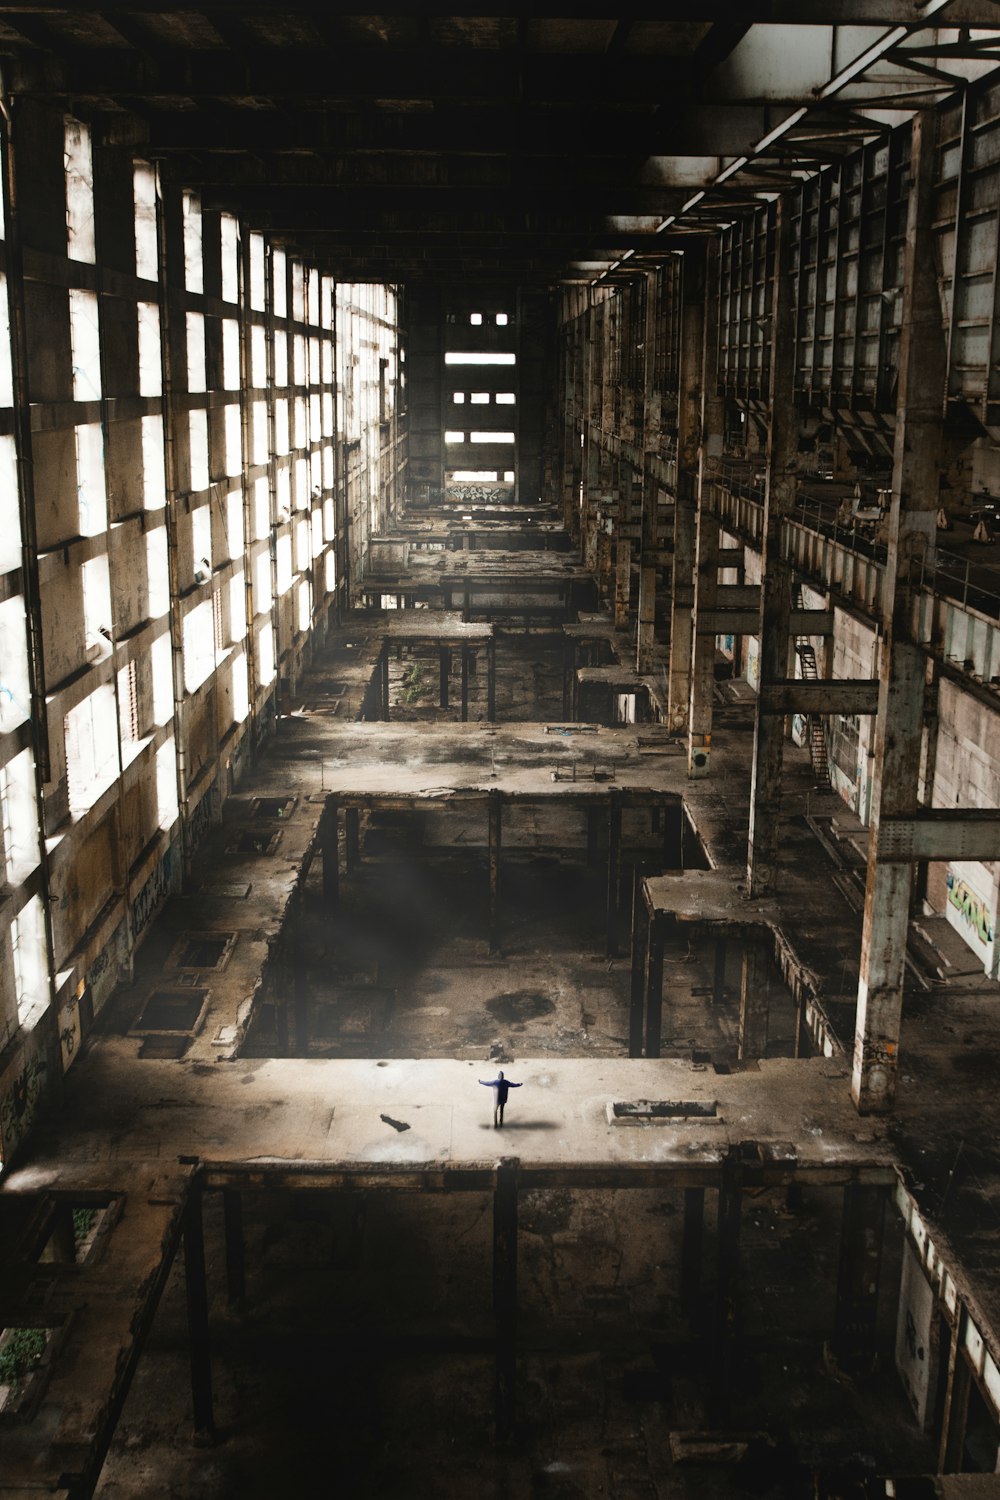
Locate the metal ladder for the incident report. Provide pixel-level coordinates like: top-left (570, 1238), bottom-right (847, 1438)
top-left (795, 588), bottom-right (831, 786)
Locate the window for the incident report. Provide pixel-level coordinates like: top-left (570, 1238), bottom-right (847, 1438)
top-left (249, 234), bottom-right (266, 312)
top-left (297, 578), bottom-right (310, 634)
top-left (156, 737), bottom-right (178, 829)
top-left (232, 651), bottom-right (250, 723)
top-left (133, 162), bottom-right (159, 281)
top-left (257, 620), bottom-right (275, 685)
top-left (12, 895), bottom-right (48, 1024)
top-left (182, 191), bottom-right (203, 294)
top-left (452, 392), bottom-right (466, 404)
top-left (225, 404), bottom-right (242, 477)
top-left (191, 505), bottom-right (211, 581)
top-left (253, 477), bottom-right (270, 540)
top-left (0, 748), bottom-right (39, 886)
top-left (230, 572), bottom-right (247, 641)
top-left (64, 118), bottom-right (95, 263)
top-left (182, 599), bottom-right (215, 692)
top-left (495, 312), bottom-right (509, 326)
top-left (189, 410), bottom-right (209, 492)
top-left (146, 526), bottom-right (169, 618)
top-left (64, 685), bottom-right (119, 814)
top-left (274, 330), bottom-right (288, 387)
top-left (81, 555), bottom-right (111, 648)
top-left (75, 425), bottom-right (108, 537)
top-left (142, 415), bottom-right (165, 510)
top-left (0, 596), bottom-right (31, 733)
top-left (252, 401), bottom-right (268, 465)
top-left (445, 431), bottom-right (466, 444)
top-left (226, 489), bottom-right (244, 561)
top-left (496, 392), bottom-right (516, 405)
top-left (471, 431), bottom-right (515, 443)
top-left (254, 549), bottom-right (272, 612)
top-left (137, 302), bottom-right (161, 397)
top-left (272, 249), bottom-right (287, 319)
top-left (222, 318), bottom-right (240, 390)
top-left (0, 433), bottom-right (21, 573)
top-left (251, 325), bottom-right (267, 387)
top-left (220, 214), bottom-right (239, 303)
top-left (275, 533), bottom-right (293, 594)
top-left (445, 352), bottom-right (515, 365)
top-left (69, 290), bottom-right (101, 401)
top-left (186, 312), bottom-right (206, 393)
top-left (470, 392), bottom-right (489, 405)
top-left (469, 313), bottom-right (483, 325)
top-left (150, 632), bottom-right (173, 726)
top-left (451, 470), bottom-right (498, 482)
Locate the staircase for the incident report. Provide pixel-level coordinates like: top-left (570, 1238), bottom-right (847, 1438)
top-left (795, 587), bottom-right (831, 787)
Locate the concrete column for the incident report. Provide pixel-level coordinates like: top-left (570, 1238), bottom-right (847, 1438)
top-left (853, 113), bottom-right (944, 1114)
top-left (746, 197), bottom-right (799, 896)
top-left (713, 937), bottom-right (727, 1006)
top-left (629, 871), bottom-right (648, 1058)
top-left (738, 938), bottom-right (770, 1061)
top-left (586, 805), bottom-right (600, 866)
top-left (713, 1148), bottom-right (742, 1420)
top-left (322, 800), bottom-right (339, 909)
top-left (833, 1183), bottom-right (886, 1372)
top-left (293, 945), bottom-right (308, 1056)
top-left (222, 1188), bottom-right (246, 1310)
top-left (606, 791), bottom-right (622, 958)
top-left (182, 1192), bottom-right (215, 1440)
top-left (643, 915), bottom-right (665, 1059)
top-left (681, 1186), bottom-right (705, 1307)
top-left (663, 802), bottom-right (683, 869)
top-left (614, 464), bottom-right (634, 629)
top-left (668, 242), bottom-right (707, 732)
top-left (439, 646), bottom-right (450, 709)
top-left (688, 508), bottom-right (720, 778)
top-left (493, 1159), bottom-right (519, 1443)
top-left (636, 271), bottom-right (661, 673)
top-left (460, 647), bottom-right (470, 722)
top-left (488, 791), bottom-right (502, 954)
top-left (487, 639), bottom-right (497, 723)
top-left (689, 237), bottom-right (724, 773)
top-left (344, 806), bottom-right (360, 872)
top-left (380, 645), bottom-right (390, 720)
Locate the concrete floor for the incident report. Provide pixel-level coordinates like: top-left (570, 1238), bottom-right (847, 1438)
top-left (6, 613), bottom-right (1000, 1497)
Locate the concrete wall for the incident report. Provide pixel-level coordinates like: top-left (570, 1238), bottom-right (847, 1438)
top-left (895, 1238), bottom-right (939, 1430)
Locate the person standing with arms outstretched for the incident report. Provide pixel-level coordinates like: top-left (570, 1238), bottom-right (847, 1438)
top-left (479, 1070), bottom-right (522, 1128)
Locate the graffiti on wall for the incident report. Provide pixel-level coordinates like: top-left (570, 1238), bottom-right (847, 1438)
top-left (444, 486), bottom-right (514, 505)
top-left (131, 846), bottom-right (175, 942)
top-left (946, 868), bottom-right (994, 950)
top-left (0, 1055), bottom-right (44, 1162)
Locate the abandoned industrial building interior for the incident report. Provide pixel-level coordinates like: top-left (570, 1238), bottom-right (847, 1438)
top-left (7, 6), bottom-right (1000, 1499)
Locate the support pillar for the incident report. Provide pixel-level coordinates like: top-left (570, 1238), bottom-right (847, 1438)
top-left (643, 914), bottom-right (665, 1059)
top-left (488, 790), bottom-right (502, 954)
top-left (461, 647), bottom-right (470, 722)
top-left (713, 1148), bottom-right (742, 1420)
top-left (833, 1183), bottom-right (886, 1372)
top-left (493, 1159), bottom-right (518, 1443)
top-left (321, 800), bottom-right (339, 909)
top-left (606, 791), bottom-right (622, 958)
top-left (746, 196), bottom-right (799, 896)
top-left (439, 646), bottom-right (450, 709)
top-left (663, 802), bottom-right (683, 869)
top-left (487, 639), bottom-right (496, 723)
top-left (852, 111), bottom-right (944, 1113)
top-left (344, 805), bottom-right (360, 872)
top-left (629, 870), bottom-right (648, 1057)
top-left (222, 1188), bottom-right (246, 1310)
top-left (712, 936), bottom-right (726, 1006)
top-left (614, 465), bottom-right (634, 630)
top-left (183, 1192), bottom-right (215, 1441)
top-left (681, 1186), bottom-right (705, 1307)
top-left (380, 645), bottom-right (390, 720)
top-left (561, 638), bottom-right (573, 719)
top-left (586, 805), bottom-right (600, 866)
top-left (636, 271), bottom-right (661, 674)
top-left (688, 506), bottom-right (720, 779)
top-left (293, 944), bottom-right (308, 1056)
top-left (668, 242), bottom-right (706, 732)
top-left (738, 939), bottom-right (770, 1061)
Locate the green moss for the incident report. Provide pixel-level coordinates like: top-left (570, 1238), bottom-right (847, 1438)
top-left (72, 1207), bottom-right (96, 1242)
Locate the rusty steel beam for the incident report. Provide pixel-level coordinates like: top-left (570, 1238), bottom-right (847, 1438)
top-left (875, 810), bottom-right (1000, 862)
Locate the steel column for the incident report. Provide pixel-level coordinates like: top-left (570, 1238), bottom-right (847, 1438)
top-left (493, 1159), bottom-right (518, 1443)
top-left (668, 241), bottom-right (706, 732)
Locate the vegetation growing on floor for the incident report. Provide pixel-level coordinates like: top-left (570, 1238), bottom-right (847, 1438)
top-left (400, 664), bottom-right (427, 705)
top-left (73, 1207), bottom-right (96, 1243)
top-left (0, 1326), bottom-right (46, 1389)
